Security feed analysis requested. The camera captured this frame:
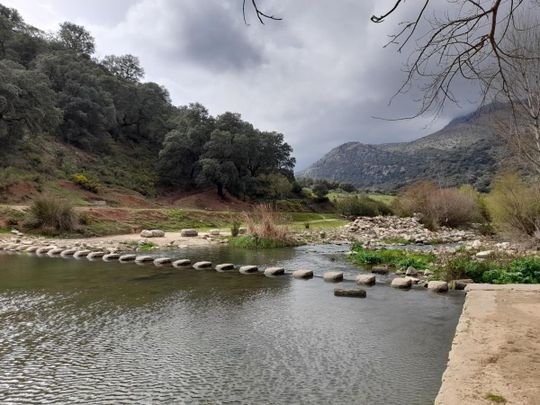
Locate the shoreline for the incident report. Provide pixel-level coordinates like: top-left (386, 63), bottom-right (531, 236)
top-left (436, 284), bottom-right (540, 404)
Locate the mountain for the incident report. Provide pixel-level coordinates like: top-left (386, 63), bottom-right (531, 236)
top-left (300, 104), bottom-right (514, 191)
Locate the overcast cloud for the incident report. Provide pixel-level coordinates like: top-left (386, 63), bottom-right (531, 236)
top-left (3, 0), bottom-right (481, 169)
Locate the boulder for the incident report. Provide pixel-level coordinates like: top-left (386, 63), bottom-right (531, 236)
top-left (239, 265), bottom-right (259, 274)
top-left (172, 259), bottom-right (192, 268)
top-left (193, 261), bottom-right (212, 270)
top-left (475, 250), bottom-right (493, 259)
top-left (405, 276), bottom-right (420, 284)
top-left (36, 246), bottom-right (54, 255)
top-left (334, 288), bottom-right (367, 298)
top-left (119, 254), bottom-right (137, 262)
top-left (264, 267), bottom-right (285, 276)
top-left (135, 255), bottom-right (154, 264)
top-left (209, 229), bottom-right (221, 236)
top-left (181, 229), bottom-right (198, 237)
top-left (293, 269), bottom-right (313, 279)
top-left (103, 253), bottom-right (121, 261)
top-left (405, 266), bottom-right (418, 276)
top-left (427, 280), bottom-right (449, 292)
top-left (371, 266), bottom-right (389, 275)
top-left (451, 279), bottom-right (474, 290)
top-left (238, 227), bottom-right (247, 235)
top-left (391, 277), bottom-right (412, 289)
top-left (87, 251), bottom-right (105, 260)
top-left (323, 271), bottom-right (344, 282)
top-left (215, 263), bottom-right (235, 272)
top-left (60, 248), bottom-right (77, 257)
top-left (140, 229), bottom-right (165, 238)
top-left (25, 246), bottom-right (39, 253)
top-left (356, 274), bottom-right (376, 285)
top-left (73, 250), bottom-right (91, 258)
top-left (154, 257), bottom-right (172, 266)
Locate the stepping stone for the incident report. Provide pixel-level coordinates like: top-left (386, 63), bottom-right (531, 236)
top-left (193, 261), bottom-right (212, 270)
top-left (154, 257), bottom-right (172, 266)
top-left (73, 250), bottom-right (91, 258)
top-left (60, 248), bottom-right (77, 257)
top-left (103, 253), bottom-right (121, 261)
top-left (356, 274), bottom-right (376, 286)
top-left (47, 248), bottom-right (64, 257)
top-left (391, 277), bottom-right (412, 289)
top-left (87, 251), bottom-right (105, 260)
top-left (239, 265), bottom-right (259, 274)
top-left (427, 280), bottom-right (449, 293)
top-left (25, 246), bottom-right (39, 253)
top-left (371, 266), bottom-right (389, 275)
top-left (135, 255), bottom-right (154, 263)
top-left (119, 254), bottom-right (137, 262)
top-left (216, 263), bottom-right (235, 272)
top-left (172, 259), bottom-right (191, 268)
top-left (334, 288), bottom-right (366, 298)
top-left (293, 270), bottom-right (313, 279)
top-left (264, 267), bottom-right (285, 276)
top-left (36, 247), bottom-right (54, 255)
top-left (323, 271), bottom-right (344, 282)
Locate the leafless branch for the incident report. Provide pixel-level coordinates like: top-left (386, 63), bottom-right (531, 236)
top-left (242, 0), bottom-right (282, 25)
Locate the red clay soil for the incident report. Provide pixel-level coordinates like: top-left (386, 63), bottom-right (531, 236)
top-left (5, 182), bottom-right (38, 203)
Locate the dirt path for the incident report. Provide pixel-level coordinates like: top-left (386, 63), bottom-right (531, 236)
top-left (436, 284), bottom-right (540, 405)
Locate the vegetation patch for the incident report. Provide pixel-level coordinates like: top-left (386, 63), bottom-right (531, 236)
top-left (351, 246), bottom-right (436, 269)
top-left (230, 235), bottom-right (297, 249)
top-left (485, 393), bottom-right (507, 403)
top-left (24, 197), bottom-right (78, 236)
top-left (334, 194), bottom-right (392, 217)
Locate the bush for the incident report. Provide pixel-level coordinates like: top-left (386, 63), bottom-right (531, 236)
top-left (486, 172), bottom-right (540, 239)
top-left (25, 197), bottom-right (77, 234)
top-left (335, 195), bottom-right (392, 217)
top-left (71, 173), bottom-right (100, 193)
top-left (394, 181), bottom-right (482, 229)
top-left (311, 183), bottom-right (328, 201)
top-left (231, 220), bottom-right (241, 237)
top-left (239, 204), bottom-right (295, 248)
top-left (351, 246), bottom-right (436, 269)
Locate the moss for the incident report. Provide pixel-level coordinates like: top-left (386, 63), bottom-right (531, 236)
top-left (485, 393), bottom-right (506, 403)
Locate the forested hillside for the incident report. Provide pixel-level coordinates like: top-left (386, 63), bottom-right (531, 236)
top-left (0, 4), bottom-right (295, 203)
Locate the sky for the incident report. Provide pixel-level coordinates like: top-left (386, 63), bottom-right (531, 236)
top-left (3, 0), bottom-right (481, 169)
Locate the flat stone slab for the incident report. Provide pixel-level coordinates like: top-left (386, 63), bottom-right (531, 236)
top-left (172, 259), bottom-right (191, 268)
top-left (193, 261), bottom-right (212, 270)
top-left (264, 267), bottom-right (285, 276)
top-left (427, 280), bottom-right (449, 292)
top-left (239, 265), bottom-right (259, 274)
top-left (103, 253), bottom-right (121, 261)
top-left (154, 257), bottom-right (172, 266)
top-left (216, 263), bottom-right (235, 272)
top-left (356, 274), bottom-right (376, 285)
top-left (119, 254), bottom-right (137, 262)
top-left (391, 277), bottom-right (412, 289)
top-left (181, 229), bottom-right (198, 237)
top-left (87, 251), bottom-right (105, 260)
top-left (135, 255), bottom-right (154, 263)
top-left (73, 250), bottom-right (91, 258)
top-left (334, 288), bottom-right (366, 298)
top-left (293, 269), bottom-right (313, 279)
top-left (323, 271), bottom-right (344, 282)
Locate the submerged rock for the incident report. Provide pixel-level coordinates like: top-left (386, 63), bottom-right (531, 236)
top-left (264, 267), bottom-right (285, 276)
top-left (391, 277), bottom-right (412, 289)
top-left (293, 269), bottom-right (313, 279)
top-left (356, 274), bottom-right (376, 286)
top-left (334, 288), bottom-right (366, 298)
top-left (323, 271), bottom-right (344, 282)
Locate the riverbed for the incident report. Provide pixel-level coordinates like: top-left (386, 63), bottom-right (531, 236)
top-left (0, 245), bottom-right (463, 404)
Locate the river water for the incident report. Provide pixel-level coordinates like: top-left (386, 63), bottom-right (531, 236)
top-left (0, 245), bottom-right (463, 404)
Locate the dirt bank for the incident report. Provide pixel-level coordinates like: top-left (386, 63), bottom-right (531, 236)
top-left (436, 284), bottom-right (540, 405)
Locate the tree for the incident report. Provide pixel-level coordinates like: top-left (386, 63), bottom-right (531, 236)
top-left (0, 60), bottom-right (61, 152)
top-left (102, 54), bottom-right (144, 82)
top-left (58, 22), bottom-right (95, 55)
top-left (312, 182), bottom-right (329, 200)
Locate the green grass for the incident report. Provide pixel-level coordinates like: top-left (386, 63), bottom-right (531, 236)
top-left (382, 237), bottom-right (415, 245)
top-left (351, 246), bottom-right (436, 269)
top-left (327, 191), bottom-right (396, 205)
top-left (485, 393), bottom-right (506, 403)
top-left (138, 241), bottom-right (158, 251)
top-left (230, 235), bottom-right (297, 249)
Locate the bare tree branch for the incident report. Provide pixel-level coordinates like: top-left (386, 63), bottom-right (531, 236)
top-left (242, 0), bottom-right (282, 25)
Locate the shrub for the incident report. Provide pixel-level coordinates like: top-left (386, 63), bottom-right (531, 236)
top-left (394, 181), bottom-right (481, 229)
top-left (335, 195), bottom-right (392, 217)
top-left (311, 183), bottom-right (329, 201)
top-left (239, 204), bottom-right (295, 248)
top-left (25, 197), bottom-right (77, 234)
top-left (71, 173), bottom-right (100, 193)
top-left (486, 172), bottom-right (540, 239)
top-left (351, 246), bottom-right (436, 269)
top-left (231, 220), bottom-right (241, 237)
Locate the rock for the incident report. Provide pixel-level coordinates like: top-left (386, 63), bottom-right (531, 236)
top-left (119, 254), bottom-right (137, 262)
top-left (172, 259), bottom-right (191, 268)
top-left (135, 255), bottom-right (154, 264)
top-left (193, 261), bottom-right (212, 270)
top-left (319, 231), bottom-right (327, 239)
top-left (451, 279), bottom-right (473, 290)
top-left (405, 266), bottom-right (418, 276)
top-left (47, 248), bottom-right (64, 257)
top-left (36, 246), bottom-right (54, 255)
top-left (24, 246), bottom-right (39, 253)
top-left (470, 239), bottom-right (482, 249)
top-left (356, 274), bottom-right (376, 285)
top-left (293, 269), bottom-right (313, 279)
top-left (427, 280), bottom-right (449, 292)
top-left (405, 276), bottom-right (420, 284)
top-left (181, 229), bottom-right (198, 237)
top-left (103, 253), bottom-right (121, 261)
top-left (371, 266), bottom-right (389, 275)
top-left (334, 288), bottom-right (367, 298)
top-left (60, 248), bottom-right (77, 257)
top-left (475, 250), bottom-right (493, 259)
top-left (239, 265), bottom-right (259, 274)
top-left (87, 251), bottom-right (105, 260)
top-left (423, 270), bottom-right (433, 277)
top-left (215, 263), bottom-right (235, 272)
top-left (238, 227), bottom-right (247, 235)
top-left (73, 250), bottom-right (91, 258)
top-left (264, 267), bottom-right (285, 276)
top-left (140, 230), bottom-right (153, 238)
top-left (154, 257), bottom-right (172, 266)
top-left (391, 277), bottom-right (412, 289)
top-left (140, 229), bottom-right (165, 238)
top-left (209, 229), bottom-right (221, 236)
top-left (323, 271), bottom-right (344, 282)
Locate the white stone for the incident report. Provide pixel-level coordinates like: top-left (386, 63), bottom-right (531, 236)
top-left (356, 274), bottom-right (376, 285)
top-left (87, 251), bottom-right (105, 260)
top-left (391, 277), bottom-right (412, 289)
top-left (475, 250), bottom-right (493, 258)
top-left (323, 271), bottom-right (344, 282)
top-left (239, 265), bottom-right (259, 274)
top-left (209, 229), bottom-right (221, 236)
top-left (119, 254), bottom-right (137, 262)
top-left (181, 229), bottom-right (198, 237)
top-left (215, 263), bottom-right (235, 272)
top-left (193, 261), bottom-right (212, 270)
top-left (103, 253), bottom-right (121, 261)
top-left (264, 267), bottom-right (285, 276)
top-left (427, 281), bottom-right (449, 292)
top-left (154, 257), bottom-right (172, 266)
top-left (73, 250), bottom-right (91, 258)
top-left (135, 255), bottom-right (154, 263)
top-left (293, 269), bottom-right (313, 279)
top-left (172, 259), bottom-right (191, 268)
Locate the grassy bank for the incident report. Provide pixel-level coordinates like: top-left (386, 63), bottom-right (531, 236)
top-left (351, 246), bottom-right (436, 270)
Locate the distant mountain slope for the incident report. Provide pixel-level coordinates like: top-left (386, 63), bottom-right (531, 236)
top-left (300, 104), bottom-right (513, 191)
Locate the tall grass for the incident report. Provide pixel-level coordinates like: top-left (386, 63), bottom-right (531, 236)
top-left (25, 197), bottom-right (77, 234)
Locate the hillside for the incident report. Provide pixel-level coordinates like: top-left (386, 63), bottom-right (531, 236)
top-left (300, 104), bottom-right (514, 191)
